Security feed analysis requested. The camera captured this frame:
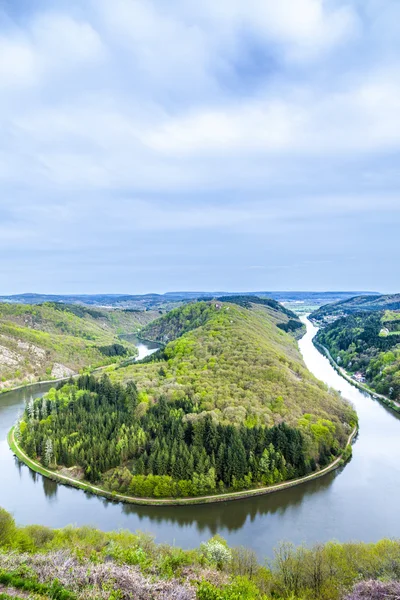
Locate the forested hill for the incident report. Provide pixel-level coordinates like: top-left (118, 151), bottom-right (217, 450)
top-left (0, 303), bottom-right (158, 391)
top-left (311, 293), bottom-right (398, 323)
top-left (316, 310), bottom-right (400, 401)
top-left (115, 300), bottom-right (353, 436)
top-left (19, 299), bottom-right (355, 500)
top-left (139, 296), bottom-right (304, 345)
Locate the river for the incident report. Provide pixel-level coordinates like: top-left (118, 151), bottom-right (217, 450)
top-left (1, 318), bottom-right (400, 559)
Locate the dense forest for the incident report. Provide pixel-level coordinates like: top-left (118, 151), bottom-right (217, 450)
top-left (18, 299), bottom-right (355, 499)
top-left (112, 301), bottom-right (355, 446)
top-left (0, 506), bottom-right (400, 599)
top-left (316, 311), bottom-right (400, 401)
top-left (20, 374), bottom-right (324, 497)
top-left (0, 303), bottom-right (158, 391)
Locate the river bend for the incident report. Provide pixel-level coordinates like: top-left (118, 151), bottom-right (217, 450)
top-left (1, 318), bottom-right (400, 558)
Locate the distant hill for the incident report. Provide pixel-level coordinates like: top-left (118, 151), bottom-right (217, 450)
top-left (0, 303), bottom-right (158, 391)
top-left (311, 293), bottom-right (400, 323)
top-left (0, 290), bottom-right (379, 311)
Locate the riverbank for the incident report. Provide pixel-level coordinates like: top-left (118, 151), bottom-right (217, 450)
top-left (0, 375), bottom-right (73, 396)
top-left (0, 356), bottom-right (134, 396)
top-left (8, 424), bottom-right (357, 506)
top-left (313, 339), bottom-right (400, 414)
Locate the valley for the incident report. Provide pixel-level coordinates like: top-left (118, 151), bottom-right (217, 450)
top-left (14, 299), bottom-right (355, 502)
top-left (313, 295), bottom-right (400, 404)
top-left (0, 303), bottom-right (158, 392)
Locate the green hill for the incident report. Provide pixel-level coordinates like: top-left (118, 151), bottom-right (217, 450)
top-left (16, 299), bottom-right (355, 500)
top-left (311, 293), bottom-right (399, 323)
top-left (0, 303), bottom-right (158, 391)
top-left (114, 300), bottom-right (354, 437)
top-left (315, 310), bottom-right (400, 401)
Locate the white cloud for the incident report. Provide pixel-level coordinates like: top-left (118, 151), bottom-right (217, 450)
top-left (0, 0), bottom-right (398, 197)
top-left (0, 37), bottom-right (39, 88)
top-left (32, 13), bottom-right (104, 68)
top-left (0, 12), bottom-right (104, 93)
top-left (186, 0), bottom-right (359, 61)
top-left (143, 69), bottom-right (400, 159)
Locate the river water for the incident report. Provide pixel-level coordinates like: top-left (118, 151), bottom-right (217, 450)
top-left (1, 318), bottom-right (400, 559)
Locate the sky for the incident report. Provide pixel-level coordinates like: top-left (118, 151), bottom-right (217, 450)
top-left (0, 0), bottom-right (399, 294)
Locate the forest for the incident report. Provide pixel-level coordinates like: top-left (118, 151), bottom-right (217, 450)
top-left (0, 505), bottom-right (399, 600)
top-left (17, 300), bottom-right (355, 499)
top-left (17, 300), bottom-right (356, 498)
top-left (111, 301), bottom-right (355, 447)
top-left (316, 311), bottom-right (400, 401)
top-left (19, 374), bottom-right (324, 497)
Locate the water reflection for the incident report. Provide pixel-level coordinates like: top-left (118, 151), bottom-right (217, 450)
top-left (120, 472), bottom-right (336, 533)
top-left (43, 477), bottom-right (58, 500)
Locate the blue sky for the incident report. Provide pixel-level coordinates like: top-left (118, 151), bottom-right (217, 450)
top-left (0, 0), bottom-right (399, 294)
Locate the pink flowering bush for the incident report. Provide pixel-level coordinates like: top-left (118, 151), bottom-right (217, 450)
top-left (345, 580), bottom-right (400, 600)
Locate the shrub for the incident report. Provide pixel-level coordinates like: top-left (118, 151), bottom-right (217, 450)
top-left (0, 509), bottom-right (16, 548)
top-left (197, 576), bottom-right (267, 599)
top-left (201, 538), bottom-right (232, 570)
top-left (345, 580), bottom-right (400, 599)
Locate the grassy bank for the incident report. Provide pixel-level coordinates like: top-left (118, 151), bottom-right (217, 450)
top-left (8, 425), bottom-right (356, 506)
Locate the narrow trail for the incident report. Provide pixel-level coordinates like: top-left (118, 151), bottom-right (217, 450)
top-left (9, 425), bottom-right (357, 506)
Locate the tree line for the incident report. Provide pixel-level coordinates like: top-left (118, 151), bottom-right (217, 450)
top-left (19, 375), bottom-right (338, 498)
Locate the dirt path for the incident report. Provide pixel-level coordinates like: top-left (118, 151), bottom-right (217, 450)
top-left (9, 426), bottom-right (356, 506)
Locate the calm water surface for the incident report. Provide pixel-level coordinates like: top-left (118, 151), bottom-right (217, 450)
top-left (1, 318), bottom-right (400, 559)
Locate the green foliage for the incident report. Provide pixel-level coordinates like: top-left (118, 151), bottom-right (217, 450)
top-left (316, 311), bottom-right (400, 400)
top-left (0, 571), bottom-right (76, 600)
top-left (215, 295), bottom-right (298, 319)
top-left (140, 301), bottom-right (216, 343)
top-left (201, 538), bottom-right (232, 569)
top-left (98, 343), bottom-right (128, 357)
top-left (197, 577), bottom-right (267, 599)
top-left (312, 293), bottom-right (400, 321)
top-left (1, 507), bottom-right (400, 600)
top-left (19, 299), bottom-right (355, 498)
top-left (114, 301), bottom-right (354, 454)
top-left (0, 509), bottom-right (16, 547)
top-left (277, 319), bottom-right (304, 334)
top-left (0, 302), bottom-right (158, 390)
top-left (20, 375), bottom-right (310, 495)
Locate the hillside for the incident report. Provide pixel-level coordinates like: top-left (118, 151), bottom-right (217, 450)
top-left (315, 310), bottom-right (400, 401)
top-left (116, 300), bottom-right (353, 437)
top-left (0, 303), bottom-right (158, 391)
top-left (0, 507), bottom-right (398, 600)
top-left (17, 299), bottom-right (355, 501)
top-left (311, 293), bottom-right (400, 323)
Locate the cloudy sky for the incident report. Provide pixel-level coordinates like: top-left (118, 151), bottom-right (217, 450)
top-left (1, 0), bottom-right (399, 294)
